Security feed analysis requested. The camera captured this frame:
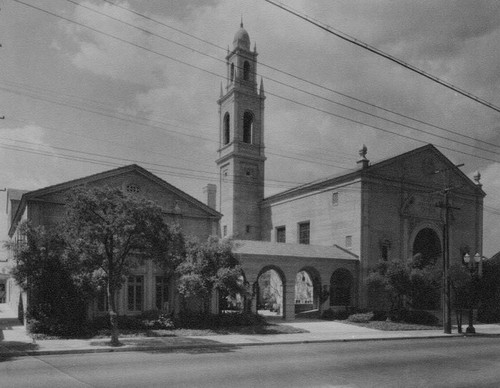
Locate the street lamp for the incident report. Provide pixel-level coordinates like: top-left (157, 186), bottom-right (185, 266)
top-left (463, 252), bottom-right (482, 334)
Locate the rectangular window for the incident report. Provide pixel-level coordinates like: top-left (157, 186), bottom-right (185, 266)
top-left (127, 275), bottom-right (144, 312)
top-left (276, 226), bottom-right (286, 243)
top-left (332, 192), bottom-right (339, 206)
top-left (298, 222), bottom-right (310, 245)
top-left (223, 225), bottom-right (227, 237)
top-left (381, 245), bottom-right (389, 261)
top-left (345, 235), bottom-right (352, 249)
top-left (155, 276), bottom-right (169, 311)
top-left (97, 288), bottom-right (108, 312)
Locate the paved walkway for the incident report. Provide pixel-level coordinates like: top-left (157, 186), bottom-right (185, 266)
top-left (1, 303), bottom-right (500, 357)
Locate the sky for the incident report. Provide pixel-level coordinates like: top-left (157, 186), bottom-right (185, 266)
top-left (1, 0), bottom-right (500, 255)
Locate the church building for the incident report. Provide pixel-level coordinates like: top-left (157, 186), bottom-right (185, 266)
top-left (218, 24), bottom-right (486, 319)
top-left (5, 23), bottom-right (486, 322)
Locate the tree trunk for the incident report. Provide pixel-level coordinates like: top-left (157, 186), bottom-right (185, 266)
top-left (107, 283), bottom-right (121, 347)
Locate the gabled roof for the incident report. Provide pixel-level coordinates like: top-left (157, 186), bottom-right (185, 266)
top-left (263, 144), bottom-right (485, 204)
top-left (232, 240), bottom-right (359, 261)
top-left (9, 164), bottom-right (221, 236)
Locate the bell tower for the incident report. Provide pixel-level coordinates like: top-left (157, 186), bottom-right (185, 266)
top-left (216, 22), bottom-right (266, 240)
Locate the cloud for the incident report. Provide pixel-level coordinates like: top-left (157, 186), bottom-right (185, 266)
top-left (60, 1), bottom-right (172, 86)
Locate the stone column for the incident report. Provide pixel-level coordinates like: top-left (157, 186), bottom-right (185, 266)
top-left (283, 283), bottom-right (295, 320)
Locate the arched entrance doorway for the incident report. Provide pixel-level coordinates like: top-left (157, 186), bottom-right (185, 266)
top-left (330, 269), bottom-right (353, 308)
top-left (411, 227), bottom-right (441, 309)
top-left (412, 228), bottom-right (441, 267)
top-left (256, 267), bottom-right (284, 317)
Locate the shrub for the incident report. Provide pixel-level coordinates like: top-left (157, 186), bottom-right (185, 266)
top-left (26, 301), bottom-right (89, 337)
top-left (388, 309), bottom-right (438, 325)
top-left (371, 310), bottom-right (388, 321)
top-left (387, 308), bottom-right (409, 322)
top-left (140, 310), bottom-right (174, 330)
top-left (347, 312), bottom-right (374, 323)
top-left (477, 306), bottom-right (500, 323)
top-left (321, 309), bottom-right (350, 320)
top-left (174, 311), bottom-right (265, 329)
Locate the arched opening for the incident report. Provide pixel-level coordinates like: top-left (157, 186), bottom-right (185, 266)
top-left (223, 112), bottom-right (230, 145)
top-left (411, 227), bottom-right (441, 309)
top-left (230, 63), bottom-right (234, 82)
top-left (256, 267), bottom-right (284, 317)
top-left (243, 111), bottom-right (253, 144)
top-left (243, 61), bottom-right (250, 81)
top-left (330, 269), bottom-right (353, 308)
top-left (412, 228), bottom-right (441, 268)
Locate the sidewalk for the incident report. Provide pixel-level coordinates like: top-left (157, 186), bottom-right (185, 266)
top-left (2, 303), bottom-right (500, 357)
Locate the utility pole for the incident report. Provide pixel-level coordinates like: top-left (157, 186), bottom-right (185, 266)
top-left (434, 164), bottom-right (463, 334)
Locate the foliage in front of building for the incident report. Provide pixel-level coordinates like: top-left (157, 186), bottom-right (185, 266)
top-left (6, 222), bottom-right (93, 337)
top-left (366, 256), bottom-right (442, 313)
top-left (176, 236), bottom-right (249, 314)
top-left (62, 186), bottom-right (183, 345)
top-left (7, 187), bottom-right (246, 340)
top-left (476, 261), bottom-right (500, 323)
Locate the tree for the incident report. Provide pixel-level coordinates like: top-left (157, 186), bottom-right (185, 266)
top-left (63, 186), bottom-right (182, 346)
top-left (366, 256), bottom-right (442, 315)
top-left (176, 237), bottom-right (248, 314)
top-left (6, 222), bottom-right (91, 335)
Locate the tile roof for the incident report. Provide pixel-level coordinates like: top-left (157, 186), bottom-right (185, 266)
top-left (232, 240), bottom-right (359, 260)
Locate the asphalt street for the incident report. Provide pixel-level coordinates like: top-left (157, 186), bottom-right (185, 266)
top-left (1, 337), bottom-right (500, 388)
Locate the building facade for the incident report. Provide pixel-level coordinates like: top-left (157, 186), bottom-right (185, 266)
top-left (5, 23), bottom-right (486, 322)
top-left (218, 24), bottom-right (485, 317)
top-left (7, 165), bottom-right (221, 317)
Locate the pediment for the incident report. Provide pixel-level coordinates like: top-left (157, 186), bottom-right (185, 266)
top-left (22, 165), bottom-right (220, 220)
top-left (367, 145), bottom-right (483, 197)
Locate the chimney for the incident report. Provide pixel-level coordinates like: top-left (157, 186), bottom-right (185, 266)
top-left (203, 184), bottom-right (217, 210)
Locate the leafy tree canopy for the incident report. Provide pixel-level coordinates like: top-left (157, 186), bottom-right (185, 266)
top-left (177, 237), bottom-right (248, 309)
top-left (62, 185), bottom-right (183, 345)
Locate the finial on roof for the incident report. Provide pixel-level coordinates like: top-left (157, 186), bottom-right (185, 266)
top-left (473, 170), bottom-right (482, 187)
top-left (259, 77), bottom-right (265, 96)
top-left (220, 82), bottom-right (223, 98)
top-left (241, 15), bottom-right (243, 28)
top-left (357, 144), bottom-right (369, 169)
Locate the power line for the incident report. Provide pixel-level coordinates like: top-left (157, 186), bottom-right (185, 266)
top-left (10, 0), bottom-right (500, 164)
top-left (97, 0), bottom-right (500, 152)
top-left (57, 0), bottom-right (500, 159)
top-left (0, 84), bottom-right (354, 170)
top-left (264, 0), bottom-right (500, 115)
top-left (8, 1), bottom-right (500, 169)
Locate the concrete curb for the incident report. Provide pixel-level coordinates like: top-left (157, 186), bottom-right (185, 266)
top-left (2, 332), bottom-right (498, 358)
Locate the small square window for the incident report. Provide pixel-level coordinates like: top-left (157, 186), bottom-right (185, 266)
top-left (276, 226), bottom-right (286, 243)
top-left (332, 192), bottom-right (338, 206)
top-left (345, 235), bottom-right (352, 249)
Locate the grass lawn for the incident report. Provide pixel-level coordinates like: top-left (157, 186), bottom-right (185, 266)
top-left (342, 320), bottom-right (440, 331)
top-left (97, 322), bottom-right (308, 338)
